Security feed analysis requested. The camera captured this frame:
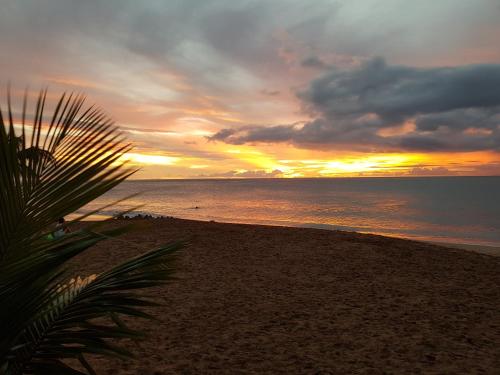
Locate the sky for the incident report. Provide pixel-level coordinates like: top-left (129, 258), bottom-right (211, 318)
top-left (1, 0), bottom-right (500, 178)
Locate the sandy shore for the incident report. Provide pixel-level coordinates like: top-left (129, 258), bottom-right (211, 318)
top-left (74, 218), bottom-right (500, 374)
top-left (429, 241), bottom-right (500, 257)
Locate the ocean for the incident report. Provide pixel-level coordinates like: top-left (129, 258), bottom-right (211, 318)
top-left (77, 176), bottom-right (500, 247)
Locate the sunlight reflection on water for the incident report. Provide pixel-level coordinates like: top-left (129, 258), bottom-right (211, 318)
top-left (75, 177), bottom-right (500, 247)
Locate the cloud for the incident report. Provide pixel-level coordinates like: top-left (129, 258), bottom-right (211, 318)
top-left (198, 169), bottom-right (283, 178)
top-left (301, 56), bottom-right (329, 70)
top-left (260, 89), bottom-right (280, 96)
top-left (2, 0), bottom-right (500, 179)
top-left (210, 58), bottom-right (500, 152)
top-left (468, 162), bottom-right (500, 175)
top-left (208, 128), bottom-right (238, 142)
top-left (302, 57), bottom-right (500, 119)
top-left (407, 166), bottom-right (454, 176)
top-left (407, 162), bottom-right (500, 176)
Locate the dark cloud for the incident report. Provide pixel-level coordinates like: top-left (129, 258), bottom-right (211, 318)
top-left (301, 58), bottom-right (500, 120)
top-left (233, 124), bottom-right (299, 143)
top-left (301, 56), bottom-right (329, 70)
top-left (211, 58), bottom-right (500, 152)
top-left (208, 128), bottom-right (238, 142)
top-left (414, 108), bottom-right (499, 131)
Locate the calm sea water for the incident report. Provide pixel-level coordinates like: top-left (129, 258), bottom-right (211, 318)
top-left (77, 177), bottom-right (500, 247)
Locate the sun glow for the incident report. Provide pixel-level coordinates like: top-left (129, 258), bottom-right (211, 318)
top-left (219, 145), bottom-right (428, 177)
top-left (225, 147), bottom-right (289, 173)
top-left (124, 153), bottom-right (179, 166)
top-left (319, 154), bottom-right (418, 175)
top-left (118, 134), bottom-right (499, 179)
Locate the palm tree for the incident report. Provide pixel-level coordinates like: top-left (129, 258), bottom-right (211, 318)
top-left (0, 88), bottom-right (183, 374)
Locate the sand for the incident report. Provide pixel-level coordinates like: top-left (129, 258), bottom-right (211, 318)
top-left (430, 241), bottom-right (500, 257)
top-left (73, 218), bottom-right (500, 374)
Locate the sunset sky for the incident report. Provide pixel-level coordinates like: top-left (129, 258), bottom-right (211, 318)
top-left (1, 0), bottom-right (500, 178)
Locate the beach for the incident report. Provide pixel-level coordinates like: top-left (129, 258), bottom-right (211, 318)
top-left (77, 218), bottom-right (500, 374)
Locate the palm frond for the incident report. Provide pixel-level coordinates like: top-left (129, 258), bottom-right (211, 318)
top-left (0, 88), bottom-right (134, 259)
top-left (3, 241), bottom-right (182, 375)
top-left (0, 88), bottom-right (185, 374)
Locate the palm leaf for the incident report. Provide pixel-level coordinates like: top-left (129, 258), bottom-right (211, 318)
top-left (0, 88), bottom-right (135, 258)
top-left (0, 88), bottom-right (184, 374)
top-left (4, 241), bottom-right (182, 375)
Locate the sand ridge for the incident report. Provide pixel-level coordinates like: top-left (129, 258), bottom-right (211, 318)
top-left (73, 218), bottom-right (500, 374)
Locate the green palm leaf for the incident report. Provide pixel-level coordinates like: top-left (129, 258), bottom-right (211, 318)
top-left (0, 88), bottom-right (184, 374)
top-left (0, 88), bottom-right (134, 258)
top-left (4, 241), bottom-right (181, 375)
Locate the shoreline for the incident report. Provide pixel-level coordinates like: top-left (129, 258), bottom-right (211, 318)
top-left (428, 241), bottom-right (500, 257)
top-left (93, 214), bottom-right (500, 257)
top-left (76, 217), bottom-right (500, 374)
top-left (301, 222), bottom-right (500, 256)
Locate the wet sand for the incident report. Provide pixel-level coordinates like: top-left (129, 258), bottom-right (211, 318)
top-left (75, 218), bottom-right (500, 374)
top-left (429, 241), bottom-right (500, 257)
